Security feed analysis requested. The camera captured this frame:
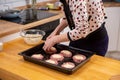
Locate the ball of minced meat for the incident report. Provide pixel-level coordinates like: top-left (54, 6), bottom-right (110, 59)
top-left (50, 54), bottom-right (64, 61)
top-left (60, 50), bottom-right (72, 57)
top-left (45, 59), bottom-right (58, 65)
top-left (31, 54), bottom-right (44, 60)
top-left (46, 47), bottom-right (57, 54)
top-left (72, 54), bottom-right (86, 63)
top-left (61, 62), bottom-right (75, 69)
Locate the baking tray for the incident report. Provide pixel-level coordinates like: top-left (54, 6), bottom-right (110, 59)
top-left (19, 43), bottom-right (94, 74)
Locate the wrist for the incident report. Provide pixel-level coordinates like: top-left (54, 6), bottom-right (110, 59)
top-left (53, 36), bottom-right (59, 44)
top-left (53, 33), bottom-right (69, 44)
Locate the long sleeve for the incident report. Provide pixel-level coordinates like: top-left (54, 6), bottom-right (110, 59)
top-left (67, 0), bottom-right (105, 41)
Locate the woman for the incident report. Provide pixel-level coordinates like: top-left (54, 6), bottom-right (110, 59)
top-left (43, 0), bottom-right (109, 56)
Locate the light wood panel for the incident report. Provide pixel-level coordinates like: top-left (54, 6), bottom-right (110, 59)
top-left (0, 38), bottom-right (120, 80)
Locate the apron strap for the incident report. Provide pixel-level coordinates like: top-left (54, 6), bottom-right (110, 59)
top-left (60, 0), bottom-right (75, 30)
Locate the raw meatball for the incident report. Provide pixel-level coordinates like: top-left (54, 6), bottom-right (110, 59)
top-left (61, 62), bottom-right (75, 69)
top-left (50, 54), bottom-right (64, 61)
top-left (31, 54), bottom-right (44, 60)
top-left (72, 54), bottom-right (86, 63)
top-left (60, 50), bottom-right (72, 57)
top-left (46, 47), bottom-right (57, 54)
top-left (45, 59), bottom-right (58, 65)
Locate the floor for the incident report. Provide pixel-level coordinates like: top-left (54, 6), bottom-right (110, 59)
top-left (105, 51), bottom-right (120, 61)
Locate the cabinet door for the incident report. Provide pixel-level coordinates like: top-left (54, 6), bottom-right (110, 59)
top-left (118, 18), bottom-right (120, 51)
top-left (105, 7), bottom-right (120, 51)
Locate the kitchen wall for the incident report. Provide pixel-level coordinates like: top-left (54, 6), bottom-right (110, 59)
top-left (0, 0), bottom-right (49, 10)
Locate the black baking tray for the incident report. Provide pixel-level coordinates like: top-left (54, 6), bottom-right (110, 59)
top-left (19, 43), bottom-right (94, 74)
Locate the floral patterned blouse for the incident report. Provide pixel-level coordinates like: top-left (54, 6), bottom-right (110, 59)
top-left (67, 0), bottom-right (106, 41)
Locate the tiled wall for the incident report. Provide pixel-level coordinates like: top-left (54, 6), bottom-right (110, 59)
top-left (0, 0), bottom-right (49, 10)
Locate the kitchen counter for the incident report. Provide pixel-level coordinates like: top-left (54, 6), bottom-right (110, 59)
top-left (0, 37), bottom-right (120, 80)
top-left (0, 1), bottom-right (120, 38)
top-left (104, 2), bottom-right (120, 7)
top-left (0, 10), bottom-right (63, 38)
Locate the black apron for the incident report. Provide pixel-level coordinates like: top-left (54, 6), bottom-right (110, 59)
top-left (69, 23), bottom-right (109, 56)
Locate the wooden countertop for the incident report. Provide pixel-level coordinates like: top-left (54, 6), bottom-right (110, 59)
top-left (0, 1), bottom-right (120, 38)
top-left (0, 37), bottom-right (120, 80)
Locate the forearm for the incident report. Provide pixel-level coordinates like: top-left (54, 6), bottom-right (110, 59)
top-left (53, 19), bottom-right (68, 35)
top-left (43, 32), bottom-right (69, 51)
top-left (54, 33), bottom-right (69, 43)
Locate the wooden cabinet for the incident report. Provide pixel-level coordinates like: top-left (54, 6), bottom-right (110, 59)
top-left (0, 68), bottom-right (26, 80)
top-left (105, 7), bottom-right (120, 51)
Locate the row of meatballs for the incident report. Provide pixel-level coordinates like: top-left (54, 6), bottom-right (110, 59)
top-left (31, 47), bottom-right (86, 69)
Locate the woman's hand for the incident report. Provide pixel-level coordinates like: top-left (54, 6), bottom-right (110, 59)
top-left (43, 36), bottom-right (58, 52)
top-left (43, 33), bottom-right (69, 52)
top-left (47, 19), bottom-right (68, 40)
